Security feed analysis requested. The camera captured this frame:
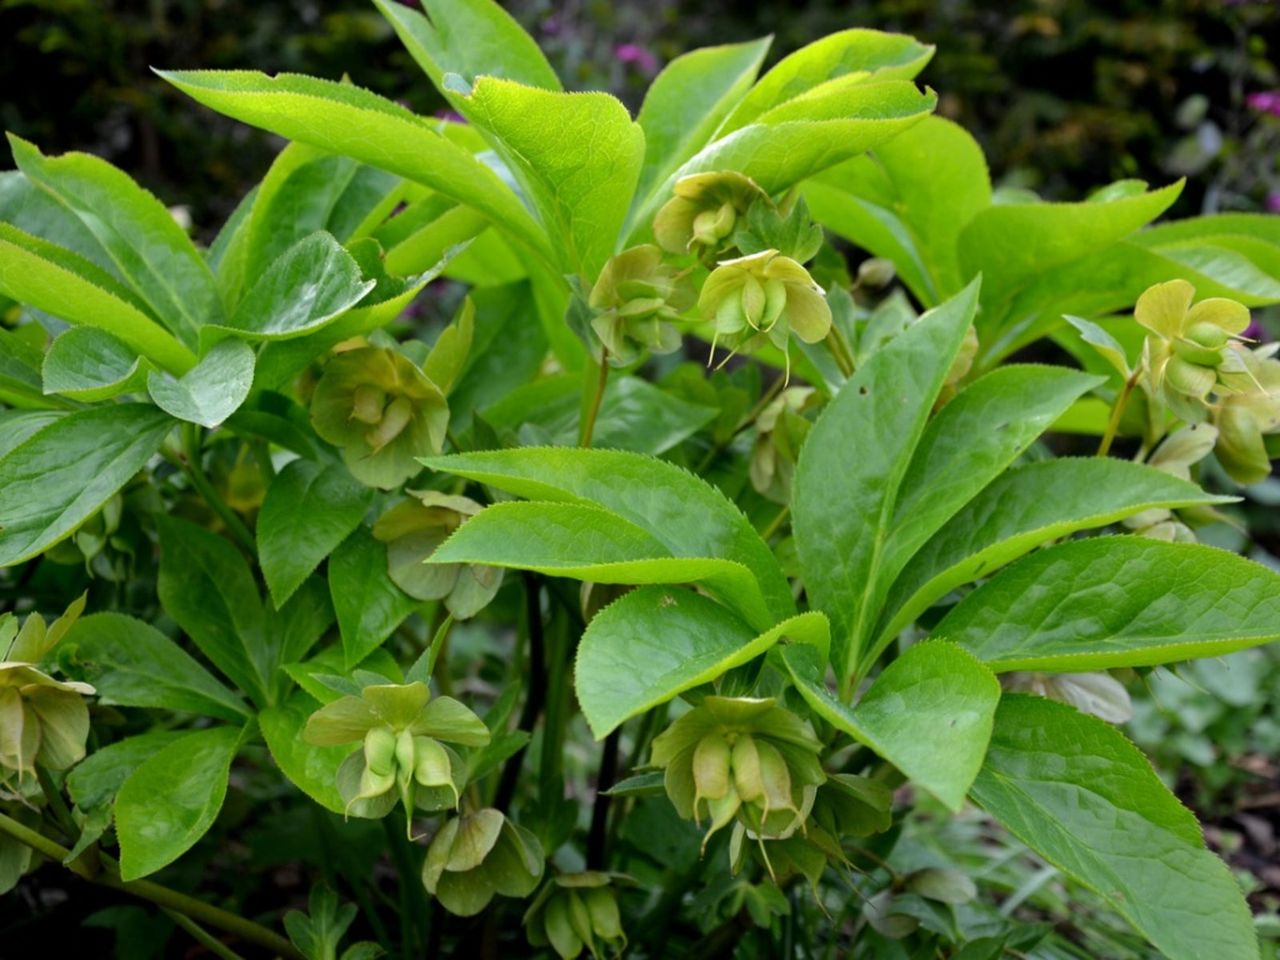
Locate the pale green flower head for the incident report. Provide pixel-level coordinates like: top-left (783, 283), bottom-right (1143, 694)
top-left (523, 872), bottom-right (628, 960)
top-left (422, 808), bottom-right (544, 917)
top-left (310, 346), bottom-right (449, 490)
top-left (653, 171), bottom-right (770, 258)
top-left (587, 244), bottom-right (693, 364)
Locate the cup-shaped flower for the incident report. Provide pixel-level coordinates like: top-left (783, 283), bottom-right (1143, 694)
top-left (699, 251), bottom-right (832, 371)
top-left (587, 245), bottom-right (694, 364)
top-left (373, 491), bottom-right (503, 619)
top-left (304, 681), bottom-right (489, 824)
top-left (422, 808), bottom-right (545, 916)
top-left (524, 872), bottom-right (628, 960)
top-left (650, 696), bottom-right (825, 852)
top-left (653, 171), bottom-right (770, 257)
top-left (1212, 344), bottom-right (1280, 485)
top-left (310, 346), bottom-right (449, 490)
top-left (749, 386), bottom-right (815, 503)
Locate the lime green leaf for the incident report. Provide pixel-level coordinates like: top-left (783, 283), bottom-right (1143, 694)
top-left (66, 731), bottom-right (187, 813)
top-left (0, 328), bottom-right (49, 409)
top-left (7, 134), bottom-right (222, 346)
top-left (939, 537), bottom-right (1280, 671)
top-left (63, 612), bottom-right (250, 722)
top-left (781, 640), bottom-right (998, 811)
top-left (0, 168), bottom-right (122, 275)
top-left (115, 725), bottom-right (245, 880)
top-left (156, 70), bottom-right (551, 266)
top-left (462, 77), bottom-right (643, 279)
top-left (146, 339), bottom-right (255, 428)
top-left (793, 279), bottom-right (980, 684)
top-left (722, 29), bottom-right (934, 133)
top-left (576, 585), bottom-right (829, 738)
top-left (0, 404), bottom-right (172, 567)
top-left (433, 501), bottom-right (773, 629)
top-left (260, 693), bottom-right (349, 814)
top-left (423, 447), bottom-right (793, 621)
top-left (259, 460), bottom-right (374, 608)
top-left (971, 696), bottom-right (1259, 960)
top-left (42, 327), bottom-right (148, 402)
top-left (0, 223), bottom-right (196, 373)
top-left (329, 526), bottom-right (416, 670)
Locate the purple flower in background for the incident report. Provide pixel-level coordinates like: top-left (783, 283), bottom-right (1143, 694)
top-left (541, 15), bottom-right (561, 36)
top-left (1268, 193), bottom-right (1280, 214)
top-left (616, 43), bottom-right (659, 76)
top-left (435, 108), bottom-right (466, 124)
top-left (1246, 91), bottom-right (1280, 117)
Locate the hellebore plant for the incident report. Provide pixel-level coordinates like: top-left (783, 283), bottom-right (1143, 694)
top-left (2, 1), bottom-right (1280, 958)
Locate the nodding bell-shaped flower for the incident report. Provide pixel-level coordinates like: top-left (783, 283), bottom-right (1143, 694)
top-left (749, 386), bottom-right (816, 504)
top-left (649, 696), bottom-right (825, 854)
top-left (1213, 343), bottom-right (1280, 485)
top-left (372, 491), bottom-right (503, 620)
top-left (524, 872), bottom-right (628, 960)
top-left (698, 250), bottom-right (833, 376)
top-left (310, 346), bottom-right (449, 490)
top-left (303, 681), bottom-right (490, 831)
top-left (422, 808), bottom-right (545, 917)
top-left (653, 171), bottom-right (771, 258)
top-left (587, 244), bottom-right (694, 364)
top-left (1135, 279), bottom-right (1252, 423)
top-left (0, 596), bottom-right (92, 785)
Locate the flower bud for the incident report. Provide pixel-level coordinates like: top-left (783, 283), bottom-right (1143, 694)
top-left (653, 171), bottom-right (770, 257)
top-left (587, 244), bottom-right (693, 364)
top-left (750, 386), bottom-right (815, 503)
top-left (524, 872), bottom-right (628, 960)
top-left (423, 809), bottom-right (545, 917)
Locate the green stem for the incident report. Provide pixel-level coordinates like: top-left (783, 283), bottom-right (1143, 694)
top-left (162, 908), bottom-right (247, 960)
top-left (1097, 369), bottom-right (1140, 458)
top-left (0, 812), bottom-right (303, 959)
top-left (759, 504), bottom-right (790, 541)
top-left (181, 423), bottom-right (256, 553)
top-left (579, 350), bottom-right (611, 448)
top-left (695, 373), bottom-right (787, 474)
top-left (825, 324), bottom-right (856, 378)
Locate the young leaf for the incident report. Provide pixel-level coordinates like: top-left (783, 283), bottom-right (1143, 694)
top-left (147, 339), bottom-right (255, 428)
top-left (7, 134), bottom-right (222, 345)
top-left (115, 725), bottom-right (245, 881)
top-left (877, 459), bottom-right (1235, 647)
top-left (42, 327), bottom-right (148, 401)
top-left (0, 404), bottom-right (172, 567)
top-left (939, 537), bottom-right (1280, 671)
top-left (62, 612), bottom-right (250, 722)
top-left (793, 278), bottom-right (980, 683)
top-left (431, 501), bottom-right (773, 630)
top-left (328, 526), bottom-right (417, 670)
top-left (575, 585), bottom-right (830, 738)
top-left (781, 640), bottom-right (998, 811)
top-left (422, 447), bottom-right (794, 621)
top-left (970, 696), bottom-right (1259, 960)
top-left (259, 460), bottom-right (374, 608)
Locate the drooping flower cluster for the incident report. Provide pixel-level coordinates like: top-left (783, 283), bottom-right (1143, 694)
top-left (587, 244), bottom-right (694, 364)
top-left (422, 807), bottom-right (545, 916)
top-left (523, 872), bottom-right (627, 959)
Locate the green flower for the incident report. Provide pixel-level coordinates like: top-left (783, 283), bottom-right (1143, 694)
top-left (1135, 279), bottom-right (1251, 422)
top-left (524, 872), bottom-right (627, 960)
top-left (587, 244), bottom-right (693, 364)
top-left (0, 596), bottom-right (92, 784)
top-left (310, 346), bottom-right (449, 489)
top-left (749, 386), bottom-right (816, 504)
top-left (422, 808), bottom-right (544, 916)
top-left (653, 171), bottom-right (770, 258)
top-left (650, 696), bottom-right (825, 852)
top-left (303, 681), bottom-right (489, 828)
top-left (372, 491), bottom-right (503, 619)
top-left (698, 250), bottom-right (832, 372)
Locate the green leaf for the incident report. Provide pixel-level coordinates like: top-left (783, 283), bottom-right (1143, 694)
top-left (213, 232), bottom-right (375, 342)
top-left (423, 447), bottom-right (793, 621)
top-left (461, 77), bottom-right (643, 279)
top-left (0, 168), bottom-right (122, 275)
top-left (781, 640), bottom-right (998, 811)
top-left (793, 279), bottom-right (980, 684)
top-left (42, 327), bottom-right (147, 402)
top-left (632, 38), bottom-right (771, 221)
top-left (970, 696), bottom-right (1259, 960)
top-left (146, 339), bottom-right (255, 428)
top-left (878, 459), bottom-right (1234, 646)
top-left (329, 526), bottom-right (417, 670)
top-left (575, 586), bottom-right (829, 738)
top-left (158, 70), bottom-right (551, 268)
top-left (0, 327), bottom-right (48, 409)
top-left (372, 0), bottom-right (561, 96)
top-left (0, 404), bottom-right (172, 567)
top-left (259, 460), bottom-right (374, 608)
top-left (66, 731), bottom-right (188, 812)
top-left (260, 692), bottom-right (350, 814)
top-left (63, 612), bottom-right (250, 722)
top-left (0, 223), bottom-right (197, 373)
top-left (7, 134), bottom-right (222, 346)
top-left (432, 501), bottom-right (772, 629)
top-left (115, 725), bottom-right (245, 880)
top-left (939, 537), bottom-right (1280, 671)
top-left (157, 516), bottom-right (271, 706)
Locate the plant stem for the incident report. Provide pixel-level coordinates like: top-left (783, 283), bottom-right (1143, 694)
top-left (825, 325), bottom-right (856, 378)
top-left (0, 811), bottom-right (303, 959)
top-left (695, 373), bottom-right (788, 474)
top-left (580, 349), bottom-right (610, 447)
top-left (759, 504), bottom-right (790, 541)
top-left (1097, 369), bottom-right (1141, 458)
top-left (586, 727), bottom-right (620, 868)
top-left (493, 573), bottom-right (547, 813)
top-left (162, 908), bottom-right (247, 960)
top-left (181, 423), bottom-right (256, 553)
